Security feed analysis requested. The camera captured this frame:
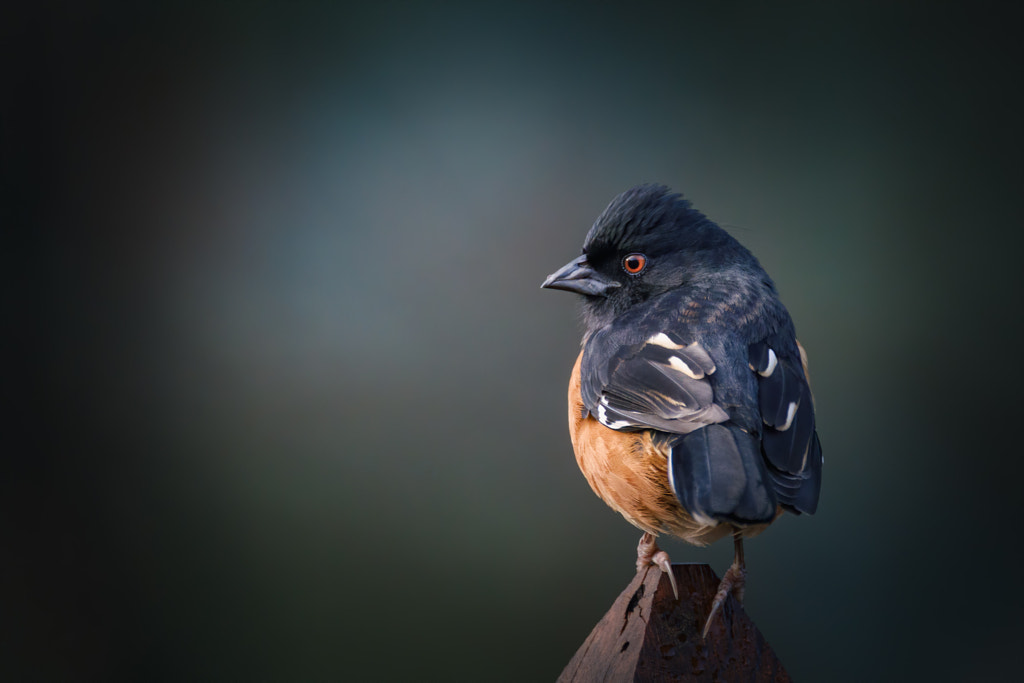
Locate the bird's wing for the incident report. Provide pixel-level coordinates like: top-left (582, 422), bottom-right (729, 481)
top-left (579, 329), bottom-right (730, 434)
top-left (748, 338), bottom-right (822, 514)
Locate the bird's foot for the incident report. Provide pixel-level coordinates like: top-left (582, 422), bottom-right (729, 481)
top-left (636, 532), bottom-right (679, 600)
top-left (702, 560), bottom-right (746, 639)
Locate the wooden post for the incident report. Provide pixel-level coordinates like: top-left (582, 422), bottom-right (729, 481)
top-left (558, 564), bottom-right (791, 682)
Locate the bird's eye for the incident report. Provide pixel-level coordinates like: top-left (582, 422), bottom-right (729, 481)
top-left (622, 253), bottom-right (647, 274)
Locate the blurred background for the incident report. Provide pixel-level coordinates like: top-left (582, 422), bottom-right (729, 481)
top-left (5, 1), bottom-right (1023, 680)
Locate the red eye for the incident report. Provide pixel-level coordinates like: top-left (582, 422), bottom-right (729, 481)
top-left (623, 253), bottom-right (647, 274)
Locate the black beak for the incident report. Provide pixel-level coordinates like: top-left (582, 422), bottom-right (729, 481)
top-left (541, 254), bottom-right (621, 297)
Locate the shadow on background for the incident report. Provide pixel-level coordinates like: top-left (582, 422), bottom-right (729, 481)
top-left (5, 2), bottom-right (1023, 680)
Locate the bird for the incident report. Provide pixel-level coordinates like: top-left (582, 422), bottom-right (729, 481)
top-left (542, 184), bottom-right (822, 638)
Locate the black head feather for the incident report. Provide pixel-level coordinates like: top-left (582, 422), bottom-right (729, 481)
top-left (583, 183), bottom-right (717, 256)
top-left (569, 184), bottom-right (766, 330)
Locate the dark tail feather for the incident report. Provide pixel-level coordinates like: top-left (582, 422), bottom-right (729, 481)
top-left (768, 432), bottom-right (822, 515)
top-left (669, 424), bottom-right (777, 525)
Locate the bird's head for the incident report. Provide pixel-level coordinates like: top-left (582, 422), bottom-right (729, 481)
top-left (542, 184), bottom-right (745, 327)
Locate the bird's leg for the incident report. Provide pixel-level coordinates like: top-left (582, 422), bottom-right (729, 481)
top-left (636, 532), bottom-right (679, 600)
top-left (702, 527), bottom-right (747, 639)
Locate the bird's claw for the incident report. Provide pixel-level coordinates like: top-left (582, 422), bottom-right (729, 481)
top-left (636, 533), bottom-right (679, 600)
top-left (651, 549), bottom-right (679, 600)
top-left (702, 561), bottom-right (746, 639)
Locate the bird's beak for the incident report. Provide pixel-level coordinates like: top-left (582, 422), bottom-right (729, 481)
top-left (541, 254), bottom-right (621, 297)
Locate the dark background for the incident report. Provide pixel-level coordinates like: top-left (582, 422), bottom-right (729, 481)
top-left (6, 2), bottom-right (1023, 680)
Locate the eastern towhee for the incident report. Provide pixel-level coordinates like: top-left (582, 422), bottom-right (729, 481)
top-left (543, 184), bottom-right (822, 637)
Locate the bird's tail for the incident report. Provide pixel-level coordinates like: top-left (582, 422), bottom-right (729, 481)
top-left (668, 424), bottom-right (777, 526)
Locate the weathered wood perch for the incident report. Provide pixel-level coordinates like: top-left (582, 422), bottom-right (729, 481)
top-left (558, 563), bottom-right (790, 682)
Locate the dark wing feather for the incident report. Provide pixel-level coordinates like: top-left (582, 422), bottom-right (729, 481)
top-left (749, 339), bottom-right (822, 514)
top-left (580, 331), bottom-right (728, 434)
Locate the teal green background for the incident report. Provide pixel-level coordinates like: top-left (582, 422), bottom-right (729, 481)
top-left (8, 2), bottom-right (1023, 680)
